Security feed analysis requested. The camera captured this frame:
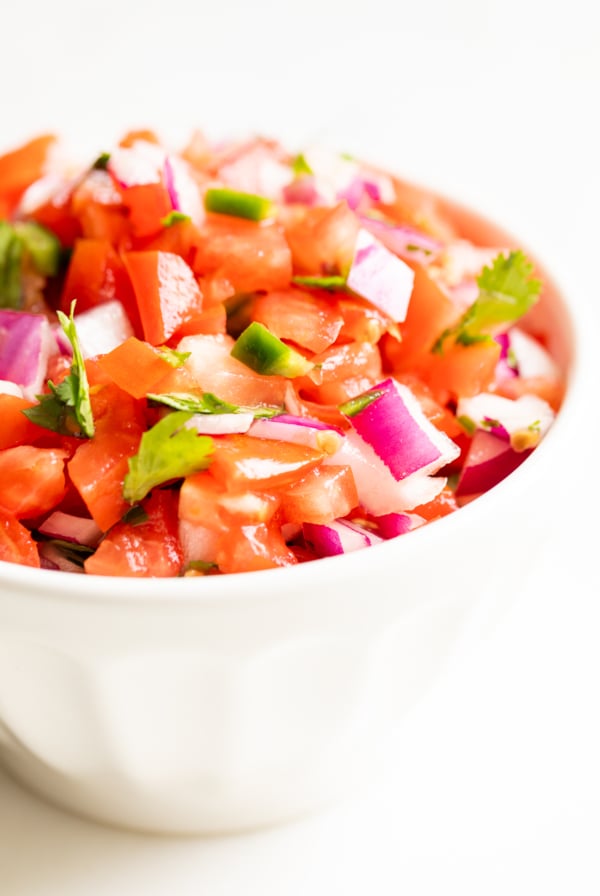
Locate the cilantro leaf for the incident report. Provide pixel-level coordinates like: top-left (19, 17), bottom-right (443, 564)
top-left (432, 250), bottom-right (542, 353)
top-left (23, 301), bottom-right (95, 438)
top-left (123, 411), bottom-right (213, 504)
top-left (147, 390), bottom-right (282, 417)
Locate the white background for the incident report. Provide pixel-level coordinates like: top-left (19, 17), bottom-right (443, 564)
top-left (1, 1), bottom-right (599, 893)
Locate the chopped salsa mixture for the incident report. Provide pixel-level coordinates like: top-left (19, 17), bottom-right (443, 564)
top-left (0, 129), bottom-right (564, 576)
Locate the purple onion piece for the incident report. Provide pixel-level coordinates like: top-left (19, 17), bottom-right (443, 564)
top-left (455, 430), bottom-right (533, 498)
top-left (0, 310), bottom-right (54, 399)
top-left (359, 215), bottom-right (442, 265)
top-left (38, 511), bottom-right (102, 547)
top-left (346, 229), bottom-right (415, 323)
top-left (303, 519), bottom-right (380, 557)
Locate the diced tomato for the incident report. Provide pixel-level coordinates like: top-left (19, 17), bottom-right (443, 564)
top-left (413, 485), bottom-right (459, 521)
top-left (70, 170), bottom-right (130, 246)
top-left (0, 394), bottom-right (47, 449)
top-left (121, 182), bottom-right (173, 239)
top-left (422, 339), bottom-right (501, 402)
top-left (0, 133), bottom-right (56, 213)
top-left (215, 522), bottom-right (297, 574)
top-left (172, 333), bottom-right (289, 407)
top-left (252, 288), bottom-right (343, 353)
top-left (381, 263), bottom-right (459, 373)
top-left (0, 511), bottom-right (41, 568)
top-left (123, 250), bottom-right (203, 345)
top-left (278, 465), bottom-right (358, 524)
top-left (210, 434), bottom-right (324, 490)
top-left (68, 384), bottom-right (145, 531)
top-left (337, 296), bottom-right (393, 344)
top-left (84, 489), bottom-right (183, 577)
top-left (192, 215), bottom-right (292, 294)
top-left (298, 340), bottom-right (382, 405)
top-left (494, 374), bottom-right (565, 412)
top-left (283, 202), bottom-right (360, 275)
top-left (119, 129), bottom-right (161, 148)
top-left (59, 238), bottom-right (141, 333)
top-left (179, 470), bottom-right (280, 530)
top-left (143, 217), bottom-right (201, 267)
top-left (0, 445), bottom-right (67, 519)
top-left (382, 174), bottom-right (457, 240)
top-left (96, 336), bottom-right (178, 398)
top-left (29, 185), bottom-right (82, 247)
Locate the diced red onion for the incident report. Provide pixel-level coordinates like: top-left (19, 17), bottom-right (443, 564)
top-left (371, 511), bottom-right (425, 538)
top-left (38, 511), bottom-right (102, 546)
top-left (455, 430), bottom-right (533, 499)
top-left (186, 412), bottom-right (254, 435)
top-left (456, 393), bottom-right (555, 443)
top-left (494, 331), bottom-right (519, 381)
top-left (0, 310), bottom-right (55, 400)
top-left (303, 518), bottom-right (382, 557)
top-left (37, 543), bottom-right (85, 574)
top-left (325, 428), bottom-right (447, 514)
top-left (282, 176), bottom-right (321, 206)
top-left (218, 142), bottom-right (294, 199)
top-left (346, 229), bottom-right (415, 323)
top-left (359, 215), bottom-right (442, 265)
top-left (508, 327), bottom-right (560, 380)
top-left (344, 378), bottom-right (460, 479)
top-left (163, 154), bottom-right (204, 225)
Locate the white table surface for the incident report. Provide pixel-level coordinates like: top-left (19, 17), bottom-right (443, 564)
top-left (2, 1), bottom-right (599, 893)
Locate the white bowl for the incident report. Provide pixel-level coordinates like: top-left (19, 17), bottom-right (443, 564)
top-left (0, 195), bottom-right (578, 835)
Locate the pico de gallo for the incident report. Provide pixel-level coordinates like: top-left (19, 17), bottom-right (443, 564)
top-left (0, 129), bottom-right (564, 576)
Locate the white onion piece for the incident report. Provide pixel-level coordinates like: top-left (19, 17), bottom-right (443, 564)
top-left (64, 300), bottom-right (134, 359)
top-left (303, 519), bottom-right (382, 557)
top-left (107, 140), bottom-right (165, 187)
top-left (178, 519), bottom-right (219, 565)
top-left (346, 229), bottom-right (415, 323)
top-left (0, 310), bottom-right (55, 400)
top-left (0, 380), bottom-right (24, 398)
top-left (508, 327), bottom-right (561, 380)
top-left (186, 413), bottom-right (254, 435)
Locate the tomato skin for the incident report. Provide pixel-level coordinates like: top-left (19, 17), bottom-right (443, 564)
top-left (59, 237), bottom-right (141, 333)
top-left (0, 446), bottom-right (67, 519)
top-left (121, 182), bottom-right (173, 239)
top-left (278, 465), bottom-right (359, 525)
top-left (85, 489), bottom-right (183, 577)
top-left (68, 384), bottom-right (145, 531)
top-left (252, 289), bottom-right (344, 354)
top-left (215, 522), bottom-right (297, 574)
top-left (0, 511), bottom-right (40, 567)
top-left (0, 395), bottom-right (47, 449)
top-left (422, 339), bottom-right (501, 402)
top-left (210, 434), bottom-right (324, 491)
top-left (96, 336), bottom-right (177, 399)
top-left (124, 250), bottom-right (203, 345)
top-left (298, 341), bottom-right (382, 405)
top-left (381, 263), bottom-right (459, 373)
top-left (192, 215), bottom-right (292, 294)
top-left (0, 134), bottom-right (56, 213)
top-left (283, 202), bottom-right (359, 275)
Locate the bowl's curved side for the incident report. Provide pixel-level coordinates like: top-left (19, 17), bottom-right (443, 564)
top-left (0, 189), bottom-right (580, 833)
